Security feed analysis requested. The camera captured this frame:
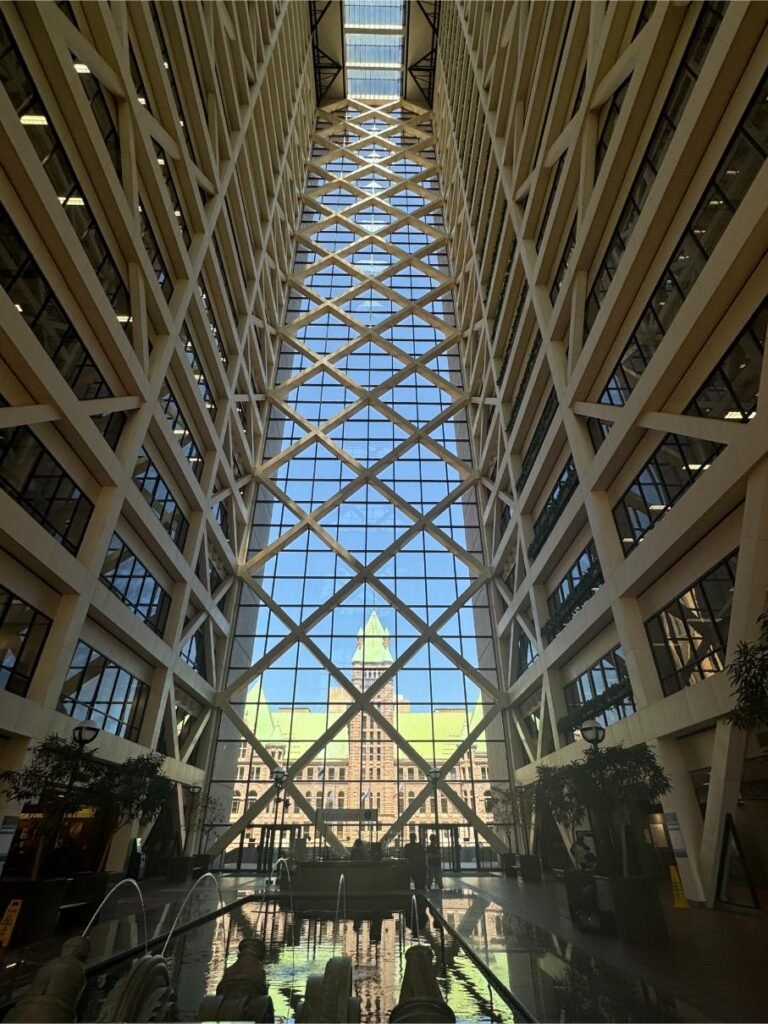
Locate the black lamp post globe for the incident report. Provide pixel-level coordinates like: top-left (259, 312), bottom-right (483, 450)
top-left (580, 718), bottom-right (606, 747)
top-left (72, 722), bottom-right (99, 747)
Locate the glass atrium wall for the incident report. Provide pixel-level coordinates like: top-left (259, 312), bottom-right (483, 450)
top-left (207, 102), bottom-right (511, 871)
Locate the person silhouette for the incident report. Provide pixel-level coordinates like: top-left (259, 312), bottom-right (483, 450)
top-left (426, 834), bottom-right (443, 890)
top-left (403, 832), bottom-right (427, 889)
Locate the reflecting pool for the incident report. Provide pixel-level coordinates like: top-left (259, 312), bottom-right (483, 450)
top-left (80, 898), bottom-right (516, 1023)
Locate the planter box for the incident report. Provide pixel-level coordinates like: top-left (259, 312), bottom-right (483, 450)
top-left (553, 869), bottom-right (600, 930)
top-left (595, 874), bottom-right (667, 943)
top-left (518, 854), bottom-right (541, 883)
top-left (0, 878), bottom-right (67, 947)
top-left (165, 856), bottom-right (195, 884)
top-left (500, 853), bottom-right (517, 878)
top-left (192, 854), bottom-right (211, 878)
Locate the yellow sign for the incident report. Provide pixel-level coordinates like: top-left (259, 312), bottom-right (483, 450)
top-left (0, 900), bottom-right (22, 947)
top-left (669, 865), bottom-right (689, 909)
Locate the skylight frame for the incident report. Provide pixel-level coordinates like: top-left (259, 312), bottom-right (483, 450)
top-left (342, 0), bottom-right (406, 101)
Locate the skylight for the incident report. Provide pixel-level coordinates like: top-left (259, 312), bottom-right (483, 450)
top-left (343, 1), bottom-right (405, 100)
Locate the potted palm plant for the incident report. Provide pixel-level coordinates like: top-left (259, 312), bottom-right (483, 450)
top-left (537, 742), bottom-right (671, 942)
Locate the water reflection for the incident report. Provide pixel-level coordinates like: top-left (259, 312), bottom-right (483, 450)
top-left (432, 890), bottom-right (705, 1023)
top-left (3, 885), bottom-right (709, 1022)
top-left (81, 900), bottom-right (513, 1023)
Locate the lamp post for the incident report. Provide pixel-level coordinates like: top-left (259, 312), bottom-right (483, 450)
top-left (52, 722), bottom-right (99, 872)
top-left (187, 784), bottom-right (201, 856)
top-left (579, 718), bottom-right (606, 872)
top-left (580, 718), bottom-right (606, 748)
top-left (427, 768), bottom-right (441, 833)
top-left (72, 723), bottom-right (99, 748)
top-left (268, 767), bottom-right (288, 882)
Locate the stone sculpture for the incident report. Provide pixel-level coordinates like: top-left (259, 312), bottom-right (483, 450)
top-left (389, 945), bottom-right (455, 1023)
top-left (96, 953), bottom-right (174, 1022)
top-left (295, 956), bottom-right (361, 1023)
top-left (197, 937), bottom-right (273, 1022)
top-left (4, 936), bottom-right (91, 1023)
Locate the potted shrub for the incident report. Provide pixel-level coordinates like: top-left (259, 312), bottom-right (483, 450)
top-left (487, 785), bottom-right (540, 880)
top-left (534, 760), bottom-right (596, 925)
top-left (89, 750), bottom-right (174, 870)
top-left (0, 735), bottom-right (101, 943)
top-left (0, 735), bottom-right (173, 943)
top-left (537, 742), bottom-right (671, 942)
top-left (190, 793), bottom-right (225, 873)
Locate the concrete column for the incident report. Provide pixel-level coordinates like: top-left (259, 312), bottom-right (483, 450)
top-left (105, 820), bottom-right (137, 873)
top-left (699, 460), bottom-right (768, 905)
top-left (656, 736), bottom-right (706, 903)
top-left (699, 721), bottom-right (749, 907)
top-left (700, 464), bottom-right (768, 905)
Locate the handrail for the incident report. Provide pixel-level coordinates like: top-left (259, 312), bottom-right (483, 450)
top-left (516, 388), bottom-right (557, 492)
top-left (542, 562), bottom-right (604, 643)
top-left (424, 895), bottom-right (537, 1023)
top-left (528, 458), bottom-right (579, 561)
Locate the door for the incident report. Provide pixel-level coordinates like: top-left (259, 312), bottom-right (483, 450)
top-left (419, 824), bottom-right (461, 871)
top-left (258, 824), bottom-right (296, 872)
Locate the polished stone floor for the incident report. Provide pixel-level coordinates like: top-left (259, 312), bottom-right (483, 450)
top-left (450, 873), bottom-right (766, 1023)
top-left (0, 870), bottom-right (764, 1021)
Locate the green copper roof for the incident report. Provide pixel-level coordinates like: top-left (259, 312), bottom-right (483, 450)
top-left (351, 610), bottom-right (393, 665)
top-left (238, 614), bottom-right (487, 761)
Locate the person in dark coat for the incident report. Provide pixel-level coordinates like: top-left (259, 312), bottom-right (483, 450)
top-left (403, 832), bottom-right (427, 889)
top-left (426, 834), bottom-right (443, 890)
top-left (350, 837), bottom-right (368, 860)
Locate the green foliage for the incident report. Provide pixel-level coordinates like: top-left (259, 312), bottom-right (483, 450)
top-left (536, 742), bottom-right (671, 876)
top-left (0, 735), bottom-right (100, 821)
top-left (0, 734), bottom-right (174, 876)
top-left (487, 786), bottom-right (516, 846)
top-left (556, 681), bottom-right (633, 736)
top-left (195, 793), bottom-right (225, 848)
top-left (91, 751), bottom-right (174, 833)
top-left (725, 610), bottom-right (768, 730)
top-left (535, 762), bottom-right (585, 842)
top-left (488, 785), bottom-right (535, 854)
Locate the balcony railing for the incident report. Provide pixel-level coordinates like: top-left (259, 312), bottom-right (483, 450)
top-left (507, 332), bottom-right (541, 433)
top-left (516, 389), bottom-right (558, 492)
top-left (542, 561), bottom-right (604, 643)
top-left (557, 680), bottom-right (635, 738)
top-left (527, 457), bottom-right (578, 561)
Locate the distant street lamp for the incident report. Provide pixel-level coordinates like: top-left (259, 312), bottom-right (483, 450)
top-left (269, 767), bottom-right (289, 878)
top-left (427, 768), bottom-right (441, 831)
top-left (580, 718), bottom-right (606, 748)
top-left (187, 784), bottom-right (201, 855)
